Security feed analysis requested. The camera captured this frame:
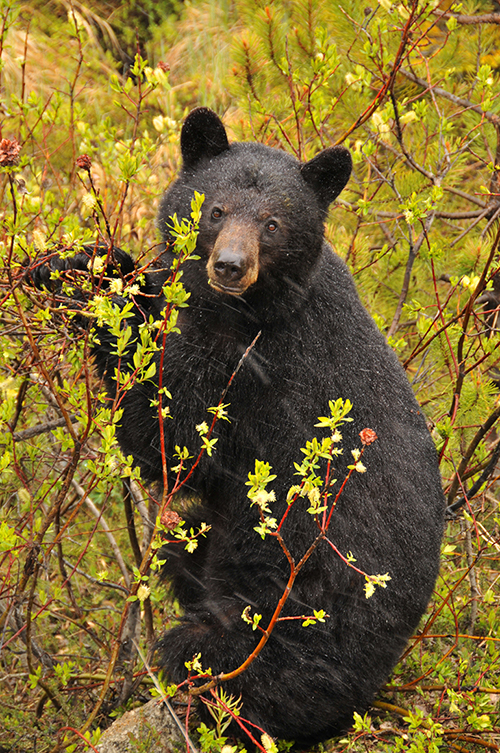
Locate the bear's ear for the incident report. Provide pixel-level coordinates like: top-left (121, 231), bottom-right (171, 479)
top-left (301, 146), bottom-right (352, 209)
top-left (181, 107), bottom-right (230, 168)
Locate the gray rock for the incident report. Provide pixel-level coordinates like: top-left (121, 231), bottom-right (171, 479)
top-left (96, 698), bottom-right (186, 753)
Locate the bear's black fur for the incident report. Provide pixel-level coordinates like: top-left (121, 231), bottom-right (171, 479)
top-left (33, 108), bottom-right (444, 745)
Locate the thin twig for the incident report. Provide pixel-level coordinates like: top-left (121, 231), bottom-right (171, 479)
top-left (133, 640), bottom-right (199, 753)
top-left (71, 479), bottom-right (131, 588)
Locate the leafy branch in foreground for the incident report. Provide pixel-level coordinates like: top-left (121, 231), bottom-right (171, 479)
top-left (174, 401), bottom-right (383, 714)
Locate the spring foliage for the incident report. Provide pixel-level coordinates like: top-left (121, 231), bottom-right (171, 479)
top-left (2, 1), bottom-right (500, 751)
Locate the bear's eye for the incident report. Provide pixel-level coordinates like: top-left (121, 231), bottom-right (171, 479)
top-left (211, 207), bottom-right (223, 220)
top-left (266, 220), bottom-right (278, 233)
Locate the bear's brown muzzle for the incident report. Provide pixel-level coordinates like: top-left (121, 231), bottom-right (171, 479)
top-left (207, 220), bottom-right (259, 295)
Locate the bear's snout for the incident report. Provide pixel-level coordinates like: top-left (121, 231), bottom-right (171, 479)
top-left (207, 220), bottom-right (259, 295)
top-left (213, 250), bottom-right (247, 284)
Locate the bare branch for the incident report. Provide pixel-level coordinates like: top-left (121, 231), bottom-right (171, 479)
top-left (13, 415), bottom-right (78, 441)
top-left (444, 186), bottom-right (487, 208)
top-left (61, 558), bottom-right (128, 593)
top-left (71, 479), bottom-right (131, 588)
top-left (432, 10), bottom-right (500, 25)
top-left (400, 68), bottom-right (500, 127)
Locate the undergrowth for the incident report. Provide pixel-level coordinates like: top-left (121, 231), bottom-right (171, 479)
top-left (2, 0), bottom-right (500, 751)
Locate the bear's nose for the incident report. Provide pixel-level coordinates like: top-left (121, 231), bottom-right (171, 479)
top-left (213, 250), bottom-right (247, 283)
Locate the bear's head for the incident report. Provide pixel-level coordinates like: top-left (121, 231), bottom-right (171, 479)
top-left (158, 108), bottom-right (352, 297)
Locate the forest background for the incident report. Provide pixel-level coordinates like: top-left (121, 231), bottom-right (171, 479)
top-left (2, 0), bottom-right (500, 751)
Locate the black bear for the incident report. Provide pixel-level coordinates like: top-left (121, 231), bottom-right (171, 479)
top-left (33, 108), bottom-right (444, 745)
